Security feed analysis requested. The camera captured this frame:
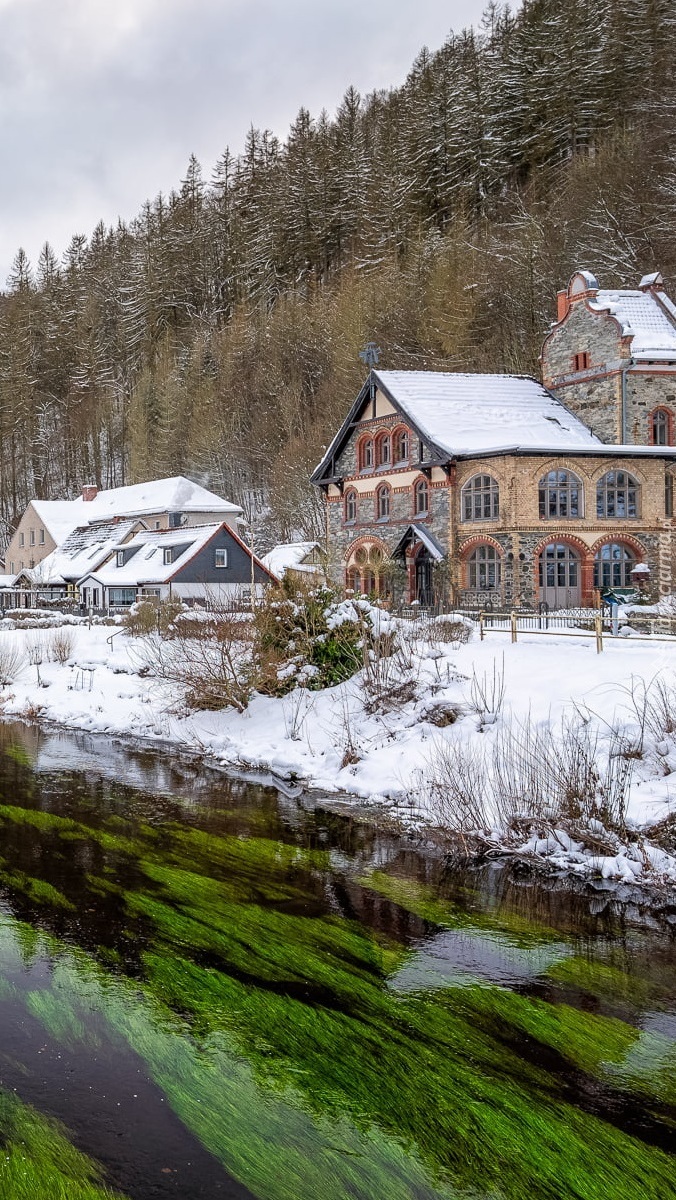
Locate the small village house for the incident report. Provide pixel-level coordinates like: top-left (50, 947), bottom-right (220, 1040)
top-left (4, 476), bottom-right (243, 576)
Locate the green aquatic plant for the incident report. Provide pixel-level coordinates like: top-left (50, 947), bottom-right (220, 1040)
top-left (0, 1088), bottom-right (126, 1199)
top-left (0, 757), bottom-right (674, 1200)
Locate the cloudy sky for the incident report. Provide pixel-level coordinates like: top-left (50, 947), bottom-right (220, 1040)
top-left (0, 0), bottom-right (490, 285)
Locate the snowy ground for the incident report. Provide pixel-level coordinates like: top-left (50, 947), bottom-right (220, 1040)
top-left (1, 619), bottom-right (676, 890)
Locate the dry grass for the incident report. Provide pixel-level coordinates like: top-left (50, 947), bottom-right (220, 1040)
top-left (48, 628), bottom-right (75, 664)
top-left (425, 712), bottom-right (633, 841)
top-left (0, 639), bottom-right (25, 686)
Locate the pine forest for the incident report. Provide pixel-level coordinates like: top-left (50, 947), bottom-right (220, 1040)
top-left (1, 0), bottom-right (675, 547)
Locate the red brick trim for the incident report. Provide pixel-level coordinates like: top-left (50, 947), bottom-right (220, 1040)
top-left (459, 534), bottom-right (505, 558)
top-left (343, 534), bottom-right (389, 564)
top-left (589, 532), bottom-right (646, 559)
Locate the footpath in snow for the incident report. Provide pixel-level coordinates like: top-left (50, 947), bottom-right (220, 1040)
top-left (0, 615), bottom-right (675, 893)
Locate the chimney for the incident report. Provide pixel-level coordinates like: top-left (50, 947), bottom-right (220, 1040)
top-left (556, 290), bottom-right (569, 322)
top-left (82, 485), bottom-right (98, 502)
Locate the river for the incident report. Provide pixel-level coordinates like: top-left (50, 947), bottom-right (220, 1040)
top-left (0, 721), bottom-right (673, 1200)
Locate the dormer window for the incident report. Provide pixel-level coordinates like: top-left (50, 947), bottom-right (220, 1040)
top-left (163, 548), bottom-right (173, 565)
top-left (116, 550), bottom-right (124, 567)
top-left (573, 352), bottom-right (590, 372)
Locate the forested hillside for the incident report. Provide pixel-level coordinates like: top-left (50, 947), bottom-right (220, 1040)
top-left (1, 0), bottom-right (675, 546)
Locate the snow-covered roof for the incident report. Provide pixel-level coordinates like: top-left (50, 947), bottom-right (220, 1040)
top-left (373, 371), bottom-right (602, 456)
top-left (261, 542), bottom-right (321, 578)
top-left (22, 519), bottom-right (141, 586)
top-left (82, 524), bottom-right (223, 588)
top-left (589, 289), bottom-right (676, 361)
top-left (31, 477), bottom-right (242, 546)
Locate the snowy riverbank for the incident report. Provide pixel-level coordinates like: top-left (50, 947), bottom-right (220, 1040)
top-left (1, 617), bottom-right (676, 890)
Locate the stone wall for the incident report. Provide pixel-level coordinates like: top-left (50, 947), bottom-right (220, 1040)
top-left (542, 299), bottom-right (676, 446)
top-left (541, 301), bottom-right (626, 442)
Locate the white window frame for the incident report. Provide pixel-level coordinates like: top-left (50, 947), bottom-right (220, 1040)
top-left (215, 548), bottom-right (228, 568)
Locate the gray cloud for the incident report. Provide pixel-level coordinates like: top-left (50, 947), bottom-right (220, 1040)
top-left (0, 0), bottom-right (490, 283)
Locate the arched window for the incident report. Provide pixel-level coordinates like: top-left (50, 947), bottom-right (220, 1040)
top-left (376, 484), bottom-right (391, 521)
top-left (360, 438), bottom-right (374, 471)
top-left (596, 471), bottom-right (639, 518)
top-left (394, 428), bottom-right (409, 464)
top-left (651, 408), bottom-right (673, 446)
top-left (593, 543), bottom-right (637, 589)
top-left (414, 478), bottom-right (429, 515)
top-left (467, 544), bottom-right (501, 591)
top-left (462, 474), bottom-right (499, 521)
top-left (539, 470), bottom-right (582, 519)
top-left (346, 543), bottom-right (385, 596)
top-left (377, 433), bottom-right (391, 467)
top-left (344, 489), bottom-right (357, 524)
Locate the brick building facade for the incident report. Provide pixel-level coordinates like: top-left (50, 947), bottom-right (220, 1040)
top-left (312, 369), bottom-right (676, 609)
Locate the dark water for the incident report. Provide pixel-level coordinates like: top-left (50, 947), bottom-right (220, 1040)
top-left (0, 722), bottom-right (673, 1200)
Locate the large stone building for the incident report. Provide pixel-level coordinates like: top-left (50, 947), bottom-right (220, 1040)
top-left (312, 369), bottom-right (676, 609)
top-left (541, 270), bottom-right (676, 446)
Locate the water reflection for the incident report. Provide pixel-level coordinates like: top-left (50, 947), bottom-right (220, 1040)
top-left (0, 720), bottom-right (672, 1200)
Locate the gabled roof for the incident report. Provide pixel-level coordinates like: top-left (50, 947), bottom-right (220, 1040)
top-left (312, 371), bottom-right (602, 480)
top-left (261, 542), bottom-right (322, 578)
top-left (589, 288), bottom-right (676, 361)
top-left (80, 523), bottom-right (277, 589)
top-left (30, 476), bottom-right (242, 547)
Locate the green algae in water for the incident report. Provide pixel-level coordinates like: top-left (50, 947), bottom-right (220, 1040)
top-left (0, 1089), bottom-right (127, 1199)
top-left (0, 742), bottom-right (673, 1200)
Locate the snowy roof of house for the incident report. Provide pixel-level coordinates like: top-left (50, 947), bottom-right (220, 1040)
top-left (81, 524), bottom-right (224, 588)
top-left (373, 370), bottom-right (602, 456)
top-left (313, 369), bottom-right (676, 479)
top-left (22, 519), bottom-right (141, 586)
top-left (31, 477), bottom-right (242, 546)
top-left (261, 542), bottom-right (321, 578)
top-left (589, 288), bottom-right (676, 361)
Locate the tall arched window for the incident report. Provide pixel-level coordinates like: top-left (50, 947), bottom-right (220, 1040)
top-left (376, 484), bottom-right (391, 521)
top-left (596, 471), bottom-right (639, 518)
top-left (360, 438), bottom-right (374, 471)
top-left (377, 433), bottom-right (391, 467)
top-left (344, 489), bottom-right (357, 524)
top-left (467, 544), bottom-right (501, 591)
top-left (462, 474), bottom-right (499, 521)
top-left (651, 408), bottom-right (673, 446)
top-left (539, 470), bottom-right (582, 518)
top-left (393, 428), bottom-right (409, 464)
top-left (593, 543), bottom-right (637, 589)
top-left (414, 478), bottom-right (429, 515)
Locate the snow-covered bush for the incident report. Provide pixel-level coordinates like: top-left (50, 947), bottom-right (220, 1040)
top-left (253, 579), bottom-right (385, 695)
top-left (123, 598), bottom-right (184, 638)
